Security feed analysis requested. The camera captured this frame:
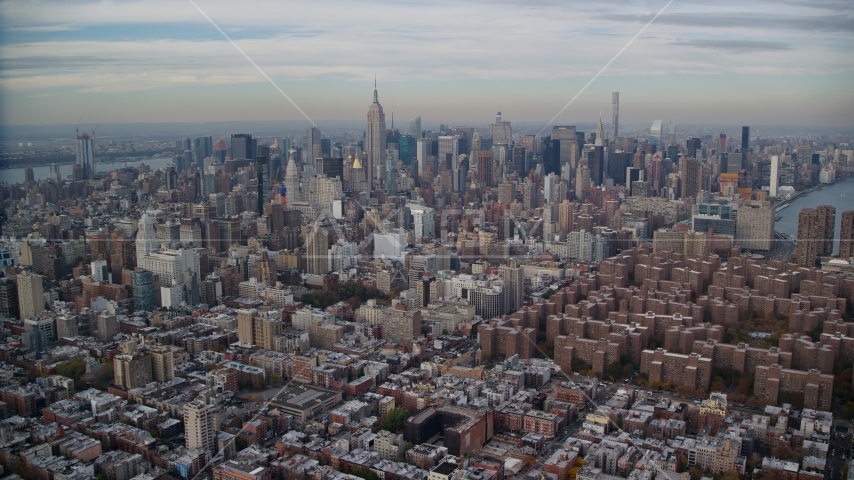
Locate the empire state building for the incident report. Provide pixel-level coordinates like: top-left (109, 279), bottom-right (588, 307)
top-left (365, 80), bottom-right (386, 187)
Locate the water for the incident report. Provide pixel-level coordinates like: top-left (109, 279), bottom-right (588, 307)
top-left (0, 156), bottom-right (177, 184)
top-left (775, 176), bottom-right (854, 255)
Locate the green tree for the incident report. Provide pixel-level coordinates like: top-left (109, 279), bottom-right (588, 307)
top-left (379, 409), bottom-right (411, 433)
top-left (235, 437), bottom-right (249, 451)
top-left (688, 465), bottom-right (703, 480)
top-left (351, 468), bottom-right (380, 480)
top-left (54, 356), bottom-right (87, 389)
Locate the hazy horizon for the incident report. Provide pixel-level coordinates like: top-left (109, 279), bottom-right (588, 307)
top-left (1, 0), bottom-right (853, 128)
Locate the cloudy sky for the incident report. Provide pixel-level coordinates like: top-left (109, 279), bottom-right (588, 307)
top-left (0, 0), bottom-right (852, 127)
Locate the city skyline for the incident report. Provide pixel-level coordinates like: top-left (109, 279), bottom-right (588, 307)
top-left (1, 0), bottom-right (853, 127)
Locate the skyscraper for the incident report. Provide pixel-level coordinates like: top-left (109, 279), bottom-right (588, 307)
top-left (769, 155), bottom-right (781, 197)
top-left (551, 126), bottom-right (579, 172)
top-left (840, 211), bottom-right (854, 259)
top-left (796, 208), bottom-right (821, 268)
top-left (149, 345), bottom-right (174, 383)
top-left (650, 120), bottom-right (664, 149)
top-left (307, 127), bottom-right (322, 160)
top-left (132, 270), bottom-right (156, 312)
top-left (611, 92), bottom-right (619, 140)
top-left (816, 205), bottom-right (836, 257)
top-left (284, 151), bottom-right (300, 203)
top-left (136, 212), bottom-right (159, 266)
top-left (0, 277), bottom-right (19, 320)
top-left (76, 133), bottom-right (95, 180)
top-left (741, 126), bottom-right (750, 152)
top-left (680, 156), bottom-right (702, 200)
top-left (193, 136), bottom-right (213, 169)
top-left (409, 115), bottom-right (421, 139)
top-left (17, 272), bottom-right (44, 320)
top-left (499, 260), bottom-right (524, 314)
top-left (365, 81), bottom-right (387, 186)
top-left (231, 133), bottom-right (255, 161)
top-left (184, 398), bottom-right (218, 456)
top-left (306, 228), bottom-right (329, 275)
top-left (489, 112), bottom-right (512, 146)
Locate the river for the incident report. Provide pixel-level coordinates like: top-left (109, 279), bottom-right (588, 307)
top-left (774, 176), bottom-right (854, 256)
top-left (0, 156), bottom-right (177, 184)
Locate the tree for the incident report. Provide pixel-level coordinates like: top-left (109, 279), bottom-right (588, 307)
top-left (379, 409), bottom-right (411, 433)
top-left (54, 356), bottom-right (87, 389)
top-left (351, 468), bottom-right (380, 480)
top-left (688, 465), bottom-right (703, 480)
top-left (235, 437), bottom-right (248, 451)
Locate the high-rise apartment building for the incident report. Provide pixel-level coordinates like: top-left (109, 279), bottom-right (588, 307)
top-left (307, 228), bottom-right (329, 275)
top-left (17, 272), bottom-right (44, 320)
top-left (796, 207), bottom-right (823, 267)
top-left (237, 308), bottom-right (281, 351)
top-left (741, 126), bottom-right (750, 152)
top-left (0, 277), bottom-right (20, 320)
top-left (499, 260), bottom-right (524, 314)
top-left (680, 156), bottom-right (702, 201)
top-left (76, 133), bottom-right (95, 180)
top-left (114, 353), bottom-right (153, 389)
top-left (184, 398), bottom-right (218, 456)
top-left (816, 205), bottom-right (836, 257)
top-left (365, 82), bottom-right (387, 184)
top-left (611, 92), bottom-right (619, 140)
top-left (136, 212), bottom-right (159, 265)
top-left (840, 211), bottom-right (854, 259)
top-left (149, 345), bottom-right (174, 383)
top-left (735, 200), bottom-right (774, 251)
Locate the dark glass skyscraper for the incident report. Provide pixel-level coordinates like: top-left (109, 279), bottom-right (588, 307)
top-left (741, 126), bottom-right (750, 152)
top-left (231, 133), bottom-right (256, 160)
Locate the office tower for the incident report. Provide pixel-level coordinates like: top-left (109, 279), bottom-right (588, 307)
top-left (0, 278), bottom-right (19, 320)
top-left (727, 152), bottom-right (744, 174)
top-left (365, 81), bottom-right (387, 185)
top-left (256, 155), bottom-right (267, 215)
top-left (609, 152), bottom-right (631, 185)
top-left (409, 116), bottom-right (422, 138)
top-left (769, 155), bottom-right (781, 197)
top-left (416, 138), bottom-right (431, 175)
top-left (741, 126), bottom-right (750, 152)
top-left (575, 164), bottom-right (591, 199)
top-left (816, 205), bottom-right (836, 257)
top-left (544, 173), bottom-right (558, 203)
top-left (149, 345), bottom-right (174, 383)
top-left (595, 114), bottom-right (605, 146)
top-left (611, 92), bottom-right (619, 139)
top-left (315, 157), bottom-right (344, 180)
top-left (736, 200), bottom-right (774, 251)
top-left (132, 270), bottom-right (156, 312)
top-left (840, 211), bottom-right (854, 259)
top-left (552, 126), bottom-right (579, 171)
top-left (477, 152), bottom-right (494, 187)
top-left (307, 126), bottom-right (322, 160)
top-left (680, 156), bottom-right (702, 200)
top-left (384, 152), bottom-right (397, 195)
top-left (24, 167), bottom-right (34, 183)
top-left (587, 146), bottom-right (604, 186)
top-left (489, 112), bottom-right (512, 146)
top-left (307, 228), bottom-right (329, 275)
top-left (193, 136), bottom-right (212, 168)
top-left (136, 212), bottom-right (159, 265)
top-left (719, 133), bottom-right (727, 153)
top-left (284, 153), bottom-right (300, 203)
top-left (76, 133), bottom-right (95, 180)
top-left (399, 135), bottom-right (416, 165)
top-left (184, 398), bottom-right (218, 456)
top-left (114, 353), bottom-right (153, 389)
top-left (796, 208), bottom-right (821, 267)
top-left (231, 133), bottom-right (255, 160)
top-left (17, 272), bottom-right (44, 320)
top-left (499, 260), bottom-right (524, 314)
top-left (649, 120), bottom-right (663, 149)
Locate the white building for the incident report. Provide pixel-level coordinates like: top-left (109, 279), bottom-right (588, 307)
top-left (329, 241), bottom-right (361, 272)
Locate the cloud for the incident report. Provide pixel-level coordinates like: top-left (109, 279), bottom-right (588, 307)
top-left (669, 39), bottom-right (793, 53)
